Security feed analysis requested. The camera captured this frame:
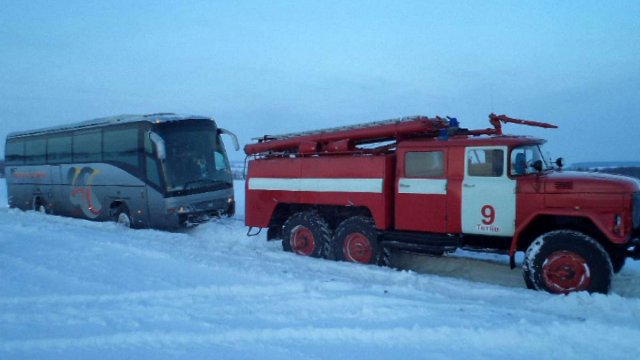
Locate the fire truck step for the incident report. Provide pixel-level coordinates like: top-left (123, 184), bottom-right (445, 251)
top-left (380, 231), bottom-right (460, 255)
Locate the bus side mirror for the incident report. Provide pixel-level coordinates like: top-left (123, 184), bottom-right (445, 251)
top-left (148, 131), bottom-right (166, 160)
top-left (219, 128), bottom-right (240, 151)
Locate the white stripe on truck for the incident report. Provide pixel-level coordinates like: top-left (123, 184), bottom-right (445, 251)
top-left (248, 178), bottom-right (384, 193)
top-left (397, 178), bottom-right (448, 195)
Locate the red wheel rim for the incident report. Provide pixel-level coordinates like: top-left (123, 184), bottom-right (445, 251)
top-left (343, 232), bottom-right (373, 263)
top-left (291, 226), bottom-right (315, 256)
top-left (542, 251), bottom-right (591, 294)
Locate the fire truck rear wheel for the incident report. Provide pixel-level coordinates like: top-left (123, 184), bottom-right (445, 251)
top-left (331, 216), bottom-right (388, 266)
top-left (523, 230), bottom-right (613, 294)
top-left (282, 211), bottom-right (331, 258)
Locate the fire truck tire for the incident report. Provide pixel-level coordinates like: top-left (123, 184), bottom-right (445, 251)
top-left (523, 230), bottom-right (613, 294)
top-left (282, 211), bottom-right (331, 258)
top-left (609, 252), bottom-right (626, 274)
top-left (331, 216), bottom-right (388, 266)
top-left (522, 270), bottom-right (536, 290)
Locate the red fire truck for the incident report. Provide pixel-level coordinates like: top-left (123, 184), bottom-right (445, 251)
top-left (244, 114), bottom-right (640, 294)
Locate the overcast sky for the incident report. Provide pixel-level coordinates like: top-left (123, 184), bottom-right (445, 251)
top-left (1, 1), bottom-right (638, 163)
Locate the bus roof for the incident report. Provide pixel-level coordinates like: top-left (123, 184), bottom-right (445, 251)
top-left (7, 113), bottom-right (213, 139)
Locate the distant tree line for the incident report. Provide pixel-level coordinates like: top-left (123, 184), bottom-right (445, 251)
top-left (573, 167), bottom-right (640, 180)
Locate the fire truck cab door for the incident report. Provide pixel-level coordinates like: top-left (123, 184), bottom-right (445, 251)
top-left (395, 149), bottom-right (448, 233)
top-left (461, 146), bottom-right (516, 236)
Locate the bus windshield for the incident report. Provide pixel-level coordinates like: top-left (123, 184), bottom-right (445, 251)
top-left (156, 120), bottom-right (232, 194)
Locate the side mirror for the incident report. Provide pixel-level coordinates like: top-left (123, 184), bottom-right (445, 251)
top-left (219, 128), bottom-right (240, 151)
top-left (555, 157), bottom-right (564, 169)
top-left (148, 131), bottom-right (166, 160)
top-left (531, 160), bottom-right (543, 173)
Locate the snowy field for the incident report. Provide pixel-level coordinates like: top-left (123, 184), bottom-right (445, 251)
top-left (1, 180), bottom-right (640, 359)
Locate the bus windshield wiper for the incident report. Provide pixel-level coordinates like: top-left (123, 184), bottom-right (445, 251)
top-left (183, 179), bottom-right (216, 190)
top-left (183, 179), bottom-right (231, 190)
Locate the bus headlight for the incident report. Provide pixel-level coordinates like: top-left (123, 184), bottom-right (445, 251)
top-left (167, 206), bottom-right (192, 215)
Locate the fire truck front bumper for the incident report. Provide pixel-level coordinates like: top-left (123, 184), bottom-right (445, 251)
top-left (629, 193), bottom-right (640, 258)
top-left (634, 193), bottom-right (640, 233)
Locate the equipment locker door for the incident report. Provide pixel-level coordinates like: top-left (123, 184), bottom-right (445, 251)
top-left (461, 146), bottom-right (516, 236)
top-left (395, 149), bottom-right (448, 233)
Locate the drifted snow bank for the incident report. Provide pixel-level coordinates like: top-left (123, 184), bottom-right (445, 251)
top-left (1, 180), bottom-right (640, 359)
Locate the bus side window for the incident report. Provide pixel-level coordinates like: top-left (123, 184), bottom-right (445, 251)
top-left (6, 139), bottom-right (25, 165)
top-left (73, 131), bottom-right (102, 162)
top-left (144, 133), bottom-right (161, 187)
top-left (104, 127), bottom-right (140, 168)
top-left (214, 151), bottom-right (228, 171)
top-left (25, 137), bottom-right (47, 165)
top-left (47, 136), bottom-right (72, 164)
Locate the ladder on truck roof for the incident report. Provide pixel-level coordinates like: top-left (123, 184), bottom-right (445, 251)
top-left (244, 113), bottom-right (558, 156)
top-left (244, 115), bottom-right (453, 156)
top-left (252, 116), bottom-right (446, 141)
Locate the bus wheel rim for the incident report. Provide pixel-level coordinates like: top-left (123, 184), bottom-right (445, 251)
top-left (343, 233), bottom-right (373, 263)
top-left (542, 250), bottom-right (591, 293)
top-left (117, 213), bottom-right (131, 228)
top-left (291, 226), bottom-right (315, 256)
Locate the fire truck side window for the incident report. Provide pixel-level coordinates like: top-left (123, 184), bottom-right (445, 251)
top-left (467, 149), bottom-right (504, 177)
top-left (405, 151), bottom-right (444, 177)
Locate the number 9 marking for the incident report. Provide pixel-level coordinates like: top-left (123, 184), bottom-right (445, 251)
top-left (481, 205), bottom-right (495, 225)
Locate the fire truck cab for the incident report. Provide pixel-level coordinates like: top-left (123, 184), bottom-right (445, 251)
top-left (244, 114), bottom-right (640, 294)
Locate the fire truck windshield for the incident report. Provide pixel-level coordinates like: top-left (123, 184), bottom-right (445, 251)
top-left (156, 120), bottom-right (232, 194)
top-left (510, 144), bottom-right (548, 175)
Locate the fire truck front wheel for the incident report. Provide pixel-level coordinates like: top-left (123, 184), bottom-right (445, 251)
top-left (331, 216), bottom-right (388, 266)
top-left (523, 230), bottom-right (613, 294)
top-left (282, 211), bottom-right (331, 258)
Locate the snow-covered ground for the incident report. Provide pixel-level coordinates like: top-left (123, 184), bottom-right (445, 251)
top-left (1, 180), bottom-right (640, 359)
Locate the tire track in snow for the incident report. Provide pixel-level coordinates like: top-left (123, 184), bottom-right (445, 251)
top-left (2, 324), bottom-right (639, 356)
top-left (0, 283), bottom-right (306, 306)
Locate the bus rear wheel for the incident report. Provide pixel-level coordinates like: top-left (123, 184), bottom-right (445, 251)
top-left (114, 205), bottom-right (132, 228)
top-left (33, 197), bottom-right (48, 214)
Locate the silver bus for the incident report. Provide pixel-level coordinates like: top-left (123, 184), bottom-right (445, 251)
top-left (4, 113), bottom-right (239, 229)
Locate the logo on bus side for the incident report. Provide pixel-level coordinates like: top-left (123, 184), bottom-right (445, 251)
top-left (10, 169), bottom-right (48, 179)
top-left (67, 167), bottom-right (103, 219)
